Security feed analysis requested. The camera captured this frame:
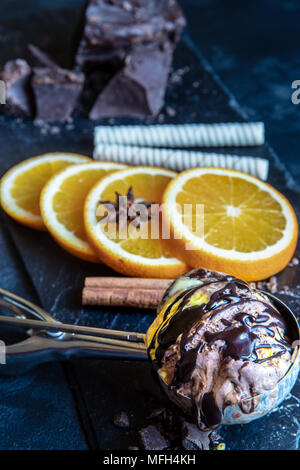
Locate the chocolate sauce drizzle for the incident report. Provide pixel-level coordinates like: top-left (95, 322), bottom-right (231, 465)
top-left (150, 271), bottom-right (291, 387)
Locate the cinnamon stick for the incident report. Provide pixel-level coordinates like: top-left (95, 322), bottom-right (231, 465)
top-left (82, 287), bottom-right (165, 309)
top-left (84, 277), bottom-right (173, 290)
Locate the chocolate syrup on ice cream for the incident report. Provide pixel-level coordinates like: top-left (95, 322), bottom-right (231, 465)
top-left (148, 269), bottom-right (293, 430)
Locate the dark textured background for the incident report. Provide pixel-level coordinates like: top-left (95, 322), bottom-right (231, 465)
top-left (0, 0), bottom-right (299, 450)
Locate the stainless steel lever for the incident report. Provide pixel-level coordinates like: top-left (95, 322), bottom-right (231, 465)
top-left (0, 287), bottom-right (148, 375)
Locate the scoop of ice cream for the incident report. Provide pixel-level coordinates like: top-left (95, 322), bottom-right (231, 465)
top-left (146, 268), bottom-right (293, 431)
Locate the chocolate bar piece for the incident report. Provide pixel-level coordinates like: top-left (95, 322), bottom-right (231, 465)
top-left (0, 59), bottom-right (33, 116)
top-left (74, 0), bottom-right (186, 71)
top-left (89, 42), bottom-right (173, 119)
top-left (32, 67), bottom-right (84, 122)
top-left (138, 425), bottom-right (169, 450)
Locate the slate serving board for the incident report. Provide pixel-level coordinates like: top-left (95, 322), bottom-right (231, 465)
top-left (0, 4), bottom-right (300, 449)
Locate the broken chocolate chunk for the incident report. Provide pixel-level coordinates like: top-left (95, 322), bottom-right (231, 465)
top-left (89, 42), bottom-right (173, 119)
top-left (0, 59), bottom-right (33, 116)
top-left (138, 425), bottom-right (169, 450)
top-left (32, 67), bottom-right (84, 122)
top-left (74, 0), bottom-right (186, 71)
top-left (113, 411), bottom-right (130, 429)
top-left (181, 421), bottom-right (225, 450)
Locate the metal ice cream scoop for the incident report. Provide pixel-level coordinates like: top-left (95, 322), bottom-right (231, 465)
top-left (0, 277), bottom-right (299, 427)
top-left (0, 287), bottom-right (148, 375)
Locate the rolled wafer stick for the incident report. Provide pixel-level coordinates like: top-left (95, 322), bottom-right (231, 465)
top-left (85, 277), bottom-right (173, 290)
top-left (94, 122), bottom-right (265, 148)
top-left (82, 287), bottom-right (165, 309)
top-left (93, 144), bottom-right (269, 180)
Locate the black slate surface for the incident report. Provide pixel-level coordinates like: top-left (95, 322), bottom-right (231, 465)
top-left (0, 210), bottom-right (87, 449)
top-left (183, 0), bottom-right (300, 181)
top-left (0, 0), bottom-right (300, 450)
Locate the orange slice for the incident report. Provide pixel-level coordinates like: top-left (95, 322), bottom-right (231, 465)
top-left (40, 162), bottom-right (127, 262)
top-left (0, 153), bottom-right (90, 230)
top-left (84, 167), bottom-right (188, 277)
top-left (162, 167), bottom-right (298, 281)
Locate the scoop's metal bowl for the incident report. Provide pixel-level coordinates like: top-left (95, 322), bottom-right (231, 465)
top-left (158, 292), bottom-right (300, 426)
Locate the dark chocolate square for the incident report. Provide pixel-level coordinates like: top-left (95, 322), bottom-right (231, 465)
top-left (32, 67), bottom-right (85, 122)
top-left (74, 0), bottom-right (185, 71)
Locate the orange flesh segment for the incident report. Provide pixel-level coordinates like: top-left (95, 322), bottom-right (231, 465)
top-left (52, 168), bottom-right (119, 243)
top-left (11, 160), bottom-right (76, 216)
top-left (176, 174), bottom-right (286, 253)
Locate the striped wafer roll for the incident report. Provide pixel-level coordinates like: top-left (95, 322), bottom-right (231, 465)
top-left (94, 122), bottom-right (265, 148)
top-left (93, 144), bottom-right (269, 180)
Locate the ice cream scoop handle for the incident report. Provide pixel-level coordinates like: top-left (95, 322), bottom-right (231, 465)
top-left (0, 287), bottom-right (148, 375)
top-left (0, 335), bottom-right (148, 375)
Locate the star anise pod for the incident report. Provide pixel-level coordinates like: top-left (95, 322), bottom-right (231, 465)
top-left (96, 186), bottom-right (153, 230)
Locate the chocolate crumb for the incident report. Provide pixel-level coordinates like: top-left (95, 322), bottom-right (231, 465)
top-left (49, 126), bottom-right (60, 135)
top-left (169, 66), bottom-right (190, 84)
top-left (113, 411), bottom-right (130, 429)
top-left (166, 106), bottom-right (176, 117)
top-left (267, 275), bottom-right (278, 294)
top-left (289, 257), bottom-right (299, 267)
